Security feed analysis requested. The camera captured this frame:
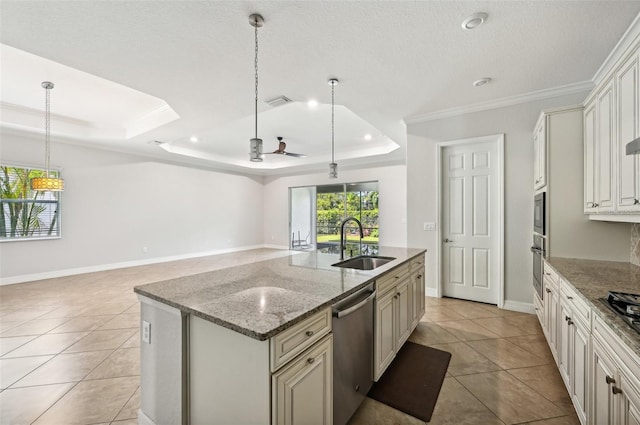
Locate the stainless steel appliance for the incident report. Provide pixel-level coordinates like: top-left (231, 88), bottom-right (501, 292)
top-left (534, 192), bottom-right (546, 235)
top-left (332, 283), bottom-right (376, 425)
top-left (531, 235), bottom-right (546, 300)
top-left (603, 292), bottom-right (640, 333)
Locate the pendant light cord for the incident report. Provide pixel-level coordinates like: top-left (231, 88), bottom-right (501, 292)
top-left (331, 82), bottom-right (335, 163)
top-left (254, 23), bottom-right (259, 140)
top-left (45, 84), bottom-right (51, 176)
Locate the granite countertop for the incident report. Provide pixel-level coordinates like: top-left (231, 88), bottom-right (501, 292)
top-left (134, 247), bottom-right (425, 341)
top-left (545, 257), bottom-right (640, 355)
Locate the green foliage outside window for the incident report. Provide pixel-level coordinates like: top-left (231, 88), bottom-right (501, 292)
top-left (0, 166), bottom-right (61, 240)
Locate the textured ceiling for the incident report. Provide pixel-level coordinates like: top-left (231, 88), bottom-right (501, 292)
top-left (1, 1), bottom-right (639, 175)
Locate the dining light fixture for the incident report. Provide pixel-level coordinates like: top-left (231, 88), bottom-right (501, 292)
top-left (249, 13), bottom-right (265, 162)
top-left (31, 82), bottom-right (64, 191)
top-left (328, 78), bottom-right (339, 178)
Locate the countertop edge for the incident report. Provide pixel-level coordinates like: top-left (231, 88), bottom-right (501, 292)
top-left (134, 249), bottom-right (426, 341)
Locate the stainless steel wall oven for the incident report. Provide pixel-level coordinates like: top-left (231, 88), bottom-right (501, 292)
top-left (531, 235), bottom-right (546, 300)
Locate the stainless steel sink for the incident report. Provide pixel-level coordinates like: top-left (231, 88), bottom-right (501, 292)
top-left (331, 255), bottom-right (396, 270)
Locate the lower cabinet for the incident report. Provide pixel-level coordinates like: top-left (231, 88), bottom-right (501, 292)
top-left (374, 255), bottom-right (425, 381)
top-left (272, 334), bottom-right (333, 425)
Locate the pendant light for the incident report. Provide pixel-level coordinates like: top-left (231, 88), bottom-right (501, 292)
top-left (328, 78), bottom-right (339, 178)
top-left (249, 13), bottom-right (265, 162)
top-left (30, 82), bottom-right (64, 191)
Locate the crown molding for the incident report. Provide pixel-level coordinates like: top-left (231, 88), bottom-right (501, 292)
top-left (404, 80), bottom-right (593, 124)
top-left (592, 11), bottom-right (640, 86)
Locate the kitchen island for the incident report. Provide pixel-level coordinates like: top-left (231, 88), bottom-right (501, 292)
top-left (133, 247), bottom-right (426, 425)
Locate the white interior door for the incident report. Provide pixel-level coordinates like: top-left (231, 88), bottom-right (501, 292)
top-left (441, 141), bottom-right (500, 304)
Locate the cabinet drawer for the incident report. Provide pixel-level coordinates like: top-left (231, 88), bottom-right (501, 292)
top-left (410, 255), bottom-right (425, 272)
top-left (270, 308), bottom-right (331, 372)
top-left (560, 281), bottom-right (590, 328)
top-left (376, 264), bottom-right (409, 295)
top-left (593, 314), bottom-right (640, 383)
top-left (543, 262), bottom-right (559, 287)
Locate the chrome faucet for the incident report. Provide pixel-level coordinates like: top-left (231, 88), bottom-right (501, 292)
top-left (339, 217), bottom-right (364, 260)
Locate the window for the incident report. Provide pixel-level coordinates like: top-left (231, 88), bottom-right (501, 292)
top-left (290, 181), bottom-right (379, 255)
top-left (0, 165), bottom-right (61, 241)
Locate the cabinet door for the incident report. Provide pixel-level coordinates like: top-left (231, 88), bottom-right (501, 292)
top-left (558, 302), bottom-right (572, 388)
top-left (534, 118), bottom-right (547, 190)
top-left (396, 279), bottom-right (412, 347)
top-left (585, 100), bottom-right (598, 212)
top-left (617, 52), bottom-right (640, 211)
top-left (374, 289), bottom-right (396, 381)
top-left (591, 339), bottom-right (617, 425)
top-left (572, 320), bottom-right (589, 425)
top-left (597, 79), bottom-right (617, 211)
top-left (544, 284), bottom-right (559, 357)
top-left (620, 370), bottom-right (640, 425)
top-left (272, 335), bottom-right (333, 425)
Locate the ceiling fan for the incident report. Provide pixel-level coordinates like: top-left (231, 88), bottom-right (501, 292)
top-left (265, 137), bottom-right (307, 158)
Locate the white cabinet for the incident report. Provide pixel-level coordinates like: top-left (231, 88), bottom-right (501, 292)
top-left (585, 100), bottom-right (598, 213)
top-left (374, 254), bottom-right (424, 381)
top-left (590, 314), bottom-right (640, 425)
top-left (617, 52), bottom-right (640, 212)
top-left (374, 286), bottom-right (396, 379)
top-left (272, 334), bottom-right (333, 425)
top-left (558, 289), bottom-right (589, 425)
top-left (591, 338), bottom-right (617, 425)
top-left (534, 114), bottom-right (547, 190)
top-left (596, 78), bottom-right (617, 212)
top-left (542, 263), bottom-right (559, 359)
top-left (584, 40), bottom-right (640, 220)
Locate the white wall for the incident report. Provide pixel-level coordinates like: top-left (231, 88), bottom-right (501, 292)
top-left (405, 91), bottom-right (626, 305)
top-left (0, 132), bottom-right (265, 282)
top-left (263, 165), bottom-right (407, 249)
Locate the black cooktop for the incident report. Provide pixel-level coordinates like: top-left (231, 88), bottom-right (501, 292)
top-left (602, 291), bottom-right (640, 334)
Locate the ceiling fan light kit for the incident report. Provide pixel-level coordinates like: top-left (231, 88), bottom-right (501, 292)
top-left (249, 13), bottom-right (265, 162)
top-left (328, 78), bottom-right (339, 179)
top-left (30, 81), bottom-right (64, 192)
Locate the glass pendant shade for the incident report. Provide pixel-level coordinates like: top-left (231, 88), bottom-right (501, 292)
top-left (31, 176), bottom-right (64, 191)
top-left (249, 138), bottom-right (264, 162)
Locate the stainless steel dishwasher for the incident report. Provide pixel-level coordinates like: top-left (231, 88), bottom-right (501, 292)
top-left (332, 283), bottom-right (376, 425)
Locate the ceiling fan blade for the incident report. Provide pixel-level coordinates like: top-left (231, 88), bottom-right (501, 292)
top-left (283, 152), bottom-right (307, 158)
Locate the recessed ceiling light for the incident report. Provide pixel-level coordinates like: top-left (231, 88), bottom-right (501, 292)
top-left (473, 78), bottom-right (492, 87)
top-left (462, 12), bottom-right (488, 30)
top-left (307, 99), bottom-right (319, 109)
top-left (364, 134), bottom-right (372, 141)
top-left (189, 136), bottom-right (198, 143)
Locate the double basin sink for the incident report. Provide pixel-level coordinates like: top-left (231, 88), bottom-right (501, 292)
top-left (331, 255), bottom-right (396, 270)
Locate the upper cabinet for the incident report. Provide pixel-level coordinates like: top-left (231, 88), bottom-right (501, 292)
top-left (534, 114), bottom-right (547, 191)
top-left (584, 40), bottom-right (640, 222)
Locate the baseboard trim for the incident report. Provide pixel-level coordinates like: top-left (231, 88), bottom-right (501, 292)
top-left (0, 244), bottom-right (286, 286)
top-left (425, 287), bottom-right (438, 297)
top-left (138, 409), bottom-right (156, 425)
top-left (503, 300), bottom-right (536, 315)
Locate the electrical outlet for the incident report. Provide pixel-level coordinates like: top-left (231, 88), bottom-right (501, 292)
top-left (423, 222), bottom-right (436, 231)
top-left (142, 320), bottom-right (151, 344)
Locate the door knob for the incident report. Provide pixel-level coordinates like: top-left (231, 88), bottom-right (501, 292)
top-left (443, 238), bottom-right (453, 243)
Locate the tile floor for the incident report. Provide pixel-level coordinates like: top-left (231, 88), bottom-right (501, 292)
top-left (0, 251), bottom-right (578, 425)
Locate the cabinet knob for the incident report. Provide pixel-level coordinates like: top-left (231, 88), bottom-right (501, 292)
top-left (397, 292), bottom-right (401, 297)
top-left (567, 319), bottom-right (574, 326)
top-left (606, 375), bottom-right (616, 385)
top-left (635, 199), bottom-right (640, 205)
top-left (612, 386), bottom-right (623, 395)
top-left (307, 357), bottom-right (315, 365)
top-left (587, 202), bottom-right (594, 208)
top-left (546, 288), bottom-right (552, 293)
top-left (417, 274), bottom-right (423, 279)
top-left (594, 202), bottom-right (599, 207)
top-left (567, 296), bottom-right (573, 300)
top-left (305, 330), bottom-right (314, 337)
top-left (565, 315), bottom-right (570, 322)
top-left (443, 238), bottom-right (453, 243)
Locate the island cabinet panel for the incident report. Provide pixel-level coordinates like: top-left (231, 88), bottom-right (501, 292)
top-left (374, 287), bottom-right (396, 380)
top-left (189, 315), bottom-right (271, 425)
top-left (270, 308), bottom-right (332, 372)
top-left (272, 334), bottom-right (333, 425)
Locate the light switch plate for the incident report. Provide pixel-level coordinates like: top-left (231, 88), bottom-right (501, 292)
top-left (423, 222), bottom-right (436, 231)
top-left (142, 320), bottom-right (151, 344)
